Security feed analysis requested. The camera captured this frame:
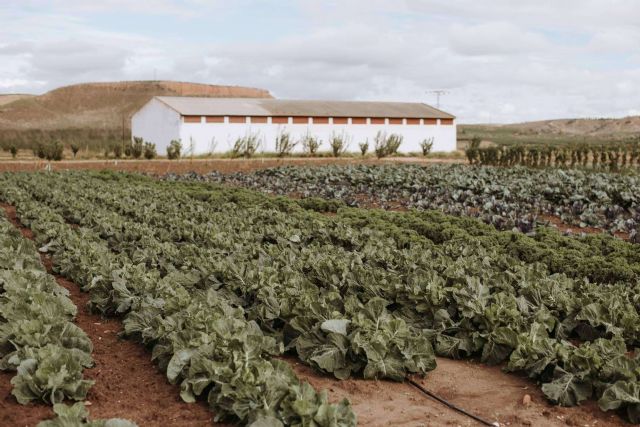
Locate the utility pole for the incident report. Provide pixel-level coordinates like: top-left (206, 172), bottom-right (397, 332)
top-left (426, 90), bottom-right (449, 109)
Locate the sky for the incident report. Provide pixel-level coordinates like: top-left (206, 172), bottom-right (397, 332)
top-left (1, 0), bottom-right (639, 123)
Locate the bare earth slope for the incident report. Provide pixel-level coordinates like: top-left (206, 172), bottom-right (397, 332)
top-left (460, 116), bottom-right (640, 145)
top-left (501, 116), bottom-right (640, 136)
top-left (0, 94), bottom-right (34, 107)
top-left (0, 81), bottom-right (272, 131)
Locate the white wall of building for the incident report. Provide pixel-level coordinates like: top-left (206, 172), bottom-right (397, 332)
top-left (132, 100), bottom-right (457, 155)
top-left (179, 117), bottom-right (456, 155)
top-left (131, 99), bottom-right (181, 155)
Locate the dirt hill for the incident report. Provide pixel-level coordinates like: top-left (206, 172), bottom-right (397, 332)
top-left (460, 116), bottom-right (640, 145)
top-left (502, 116), bottom-right (640, 136)
top-left (0, 94), bottom-right (34, 107)
top-left (0, 81), bottom-right (272, 131)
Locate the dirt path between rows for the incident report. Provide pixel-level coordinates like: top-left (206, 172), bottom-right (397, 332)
top-left (289, 357), bottom-right (627, 427)
top-left (0, 203), bottom-right (630, 427)
top-left (0, 204), bottom-right (217, 427)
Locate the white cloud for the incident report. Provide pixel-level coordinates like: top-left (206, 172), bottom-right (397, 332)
top-left (448, 22), bottom-right (548, 56)
top-left (587, 28), bottom-right (640, 53)
top-left (0, 78), bottom-right (33, 90)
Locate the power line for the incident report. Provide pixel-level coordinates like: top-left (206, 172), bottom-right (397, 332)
top-left (426, 90), bottom-right (449, 109)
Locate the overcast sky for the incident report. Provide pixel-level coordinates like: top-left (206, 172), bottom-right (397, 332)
top-left (1, 0), bottom-right (639, 123)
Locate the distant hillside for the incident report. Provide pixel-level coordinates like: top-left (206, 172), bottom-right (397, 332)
top-left (0, 81), bottom-right (272, 150)
top-left (460, 116), bottom-right (640, 145)
top-left (0, 94), bottom-right (34, 106)
top-left (0, 81), bottom-right (272, 131)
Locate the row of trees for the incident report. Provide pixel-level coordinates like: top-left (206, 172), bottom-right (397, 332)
top-left (0, 128), bottom-right (122, 154)
top-left (25, 138), bottom-right (159, 161)
top-left (229, 131), bottom-right (434, 159)
top-left (5, 132), bottom-right (435, 161)
top-left (466, 137), bottom-right (640, 170)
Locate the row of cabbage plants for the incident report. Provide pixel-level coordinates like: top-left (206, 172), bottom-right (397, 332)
top-left (0, 210), bottom-right (136, 426)
top-left (166, 164), bottom-right (639, 239)
top-left (0, 212), bottom-right (94, 404)
top-left (0, 175), bottom-right (356, 426)
top-left (2, 172), bottom-right (640, 422)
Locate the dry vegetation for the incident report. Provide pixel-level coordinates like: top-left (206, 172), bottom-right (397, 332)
top-left (0, 94), bottom-right (34, 106)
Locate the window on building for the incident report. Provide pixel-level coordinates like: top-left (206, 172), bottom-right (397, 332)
top-left (351, 117), bottom-right (367, 124)
top-left (440, 118), bottom-right (454, 125)
top-left (206, 116), bottom-right (224, 123)
top-left (424, 118), bottom-right (438, 125)
top-left (272, 116), bottom-right (289, 124)
top-left (370, 118), bottom-right (385, 125)
top-left (406, 118), bottom-right (420, 125)
top-left (312, 117), bottom-right (329, 124)
top-left (388, 118), bottom-right (403, 125)
top-left (183, 116), bottom-right (201, 123)
top-left (228, 116), bottom-right (246, 124)
top-left (250, 116), bottom-right (268, 124)
top-left (292, 117), bottom-right (309, 124)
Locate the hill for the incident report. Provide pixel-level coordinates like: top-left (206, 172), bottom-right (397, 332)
top-left (0, 81), bottom-right (271, 131)
top-left (0, 94), bottom-right (34, 106)
top-left (460, 116), bottom-right (640, 145)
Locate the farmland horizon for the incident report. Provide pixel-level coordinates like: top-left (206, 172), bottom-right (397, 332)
top-left (1, 79), bottom-right (638, 128)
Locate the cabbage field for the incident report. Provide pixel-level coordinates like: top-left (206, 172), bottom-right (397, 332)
top-left (0, 208), bottom-right (136, 426)
top-left (170, 164), bottom-right (640, 239)
top-left (1, 170), bottom-right (640, 425)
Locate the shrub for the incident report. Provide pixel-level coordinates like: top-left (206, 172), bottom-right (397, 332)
top-left (9, 145), bottom-right (17, 159)
top-left (130, 137), bottom-right (144, 159)
top-left (374, 131), bottom-right (403, 158)
top-left (113, 144), bottom-right (123, 159)
top-left (374, 132), bottom-right (387, 158)
top-left (244, 135), bottom-right (261, 158)
top-left (70, 144), bottom-right (80, 159)
top-left (329, 131), bottom-right (349, 157)
top-left (33, 142), bottom-right (46, 159)
top-left (465, 136), bottom-right (482, 164)
top-left (143, 142), bottom-right (157, 160)
top-left (420, 138), bottom-right (434, 156)
top-left (359, 141), bottom-right (369, 156)
top-left (39, 141), bottom-right (64, 161)
top-left (386, 134), bottom-right (402, 155)
top-left (275, 132), bottom-right (297, 157)
top-left (167, 140), bottom-right (182, 160)
top-left (301, 134), bottom-right (321, 156)
top-left (232, 133), bottom-right (261, 158)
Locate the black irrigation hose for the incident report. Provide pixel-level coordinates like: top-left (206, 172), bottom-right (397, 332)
top-left (405, 376), bottom-right (498, 426)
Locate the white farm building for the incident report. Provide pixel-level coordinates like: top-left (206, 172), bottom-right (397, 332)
top-left (131, 97), bottom-right (457, 155)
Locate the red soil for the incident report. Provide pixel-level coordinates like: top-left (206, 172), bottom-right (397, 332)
top-left (290, 357), bottom-right (626, 427)
top-left (538, 214), bottom-right (630, 240)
